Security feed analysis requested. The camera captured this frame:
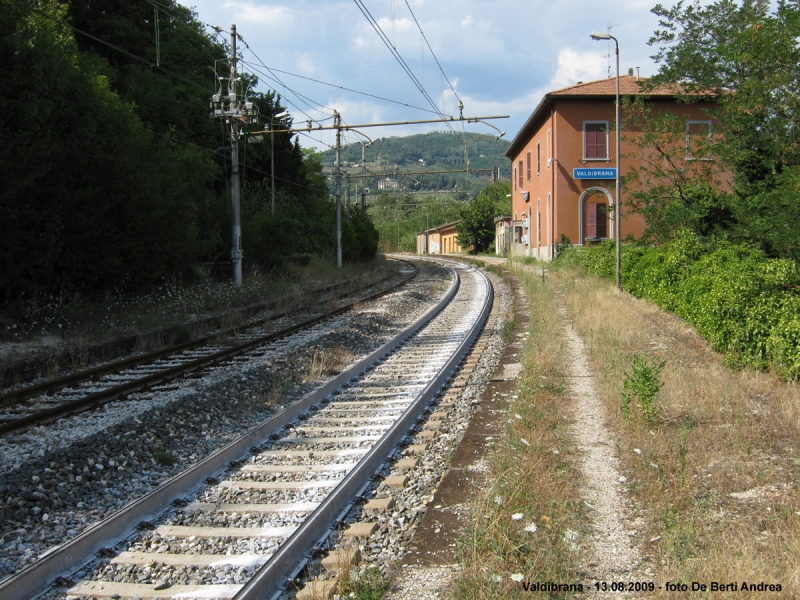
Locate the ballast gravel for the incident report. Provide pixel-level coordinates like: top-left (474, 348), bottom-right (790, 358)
top-left (0, 263), bottom-right (451, 583)
top-left (298, 269), bottom-right (513, 598)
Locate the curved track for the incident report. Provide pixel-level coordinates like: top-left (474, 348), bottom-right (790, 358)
top-left (0, 259), bottom-right (492, 600)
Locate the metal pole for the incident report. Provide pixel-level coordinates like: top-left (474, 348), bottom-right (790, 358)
top-left (270, 114), bottom-right (275, 217)
top-left (361, 143), bottom-right (367, 213)
top-left (335, 111), bottom-right (342, 268)
top-left (229, 24), bottom-right (242, 287)
top-left (614, 37), bottom-right (621, 290)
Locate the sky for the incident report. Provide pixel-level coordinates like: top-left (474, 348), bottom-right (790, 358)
top-left (177, 0), bottom-right (670, 151)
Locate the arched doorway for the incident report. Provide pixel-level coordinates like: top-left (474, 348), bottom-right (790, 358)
top-left (578, 187), bottom-right (615, 245)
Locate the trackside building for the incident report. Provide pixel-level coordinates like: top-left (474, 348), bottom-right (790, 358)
top-left (505, 74), bottom-right (720, 259)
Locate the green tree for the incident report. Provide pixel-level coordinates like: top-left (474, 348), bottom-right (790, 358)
top-left (622, 98), bottom-right (733, 243)
top-left (647, 0), bottom-right (800, 258)
top-left (456, 181), bottom-right (510, 253)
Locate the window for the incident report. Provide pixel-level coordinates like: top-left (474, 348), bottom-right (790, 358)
top-left (536, 142), bottom-right (541, 175)
top-left (526, 151), bottom-right (531, 182)
top-left (585, 203), bottom-right (607, 239)
top-left (584, 121), bottom-right (609, 160)
top-left (546, 129), bottom-right (552, 167)
top-left (518, 160), bottom-right (523, 189)
top-left (686, 120), bottom-right (713, 160)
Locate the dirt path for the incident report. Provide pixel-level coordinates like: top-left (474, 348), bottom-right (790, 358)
top-left (553, 287), bottom-right (654, 596)
top-left (388, 258), bottom-right (654, 597)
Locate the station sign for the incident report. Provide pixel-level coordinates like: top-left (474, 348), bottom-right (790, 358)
top-left (573, 167), bottom-right (617, 179)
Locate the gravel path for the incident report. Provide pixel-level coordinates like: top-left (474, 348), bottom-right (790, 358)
top-left (554, 290), bottom-right (654, 596)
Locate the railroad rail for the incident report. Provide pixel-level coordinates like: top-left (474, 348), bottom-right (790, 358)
top-left (0, 261), bottom-right (417, 435)
top-left (0, 259), bottom-right (492, 600)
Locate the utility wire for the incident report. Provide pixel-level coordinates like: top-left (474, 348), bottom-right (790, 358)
top-left (239, 60), bottom-right (443, 116)
top-left (402, 0), bottom-right (461, 104)
top-left (239, 40), bottom-right (333, 122)
top-left (242, 60), bottom-right (329, 124)
top-left (352, 0), bottom-right (455, 132)
top-left (10, 0), bottom-right (215, 94)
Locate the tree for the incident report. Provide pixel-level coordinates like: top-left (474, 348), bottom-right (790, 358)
top-left (622, 98), bottom-right (733, 244)
top-left (456, 182), bottom-right (511, 253)
top-left (647, 0), bottom-right (800, 258)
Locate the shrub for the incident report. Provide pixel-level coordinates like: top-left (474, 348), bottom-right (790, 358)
top-left (558, 232), bottom-right (800, 378)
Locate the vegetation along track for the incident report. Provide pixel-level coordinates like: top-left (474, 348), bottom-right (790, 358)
top-left (0, 261), bottom-right (417, 436)
top-left (0, 259), bottom-right (492, 599)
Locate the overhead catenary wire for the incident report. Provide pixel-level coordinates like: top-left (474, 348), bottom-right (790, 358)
top-left (239, 39), bottom-right (333, 120)
top-left (401, 0), bottom-right (461, 105)
top-left (352, 0), bottom-right (456, 132)
top-left (239, 60), bottom-right (445, 116)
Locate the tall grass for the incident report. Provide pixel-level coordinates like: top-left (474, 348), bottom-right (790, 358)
top-left (552, 266), bottom-right (800, 596)
top-left (449, 268), bottom-right (584, 599)
top-left (1, 256), bottom-right (389, 345)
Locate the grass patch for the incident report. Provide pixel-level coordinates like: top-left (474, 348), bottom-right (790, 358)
top-left (449, 268), bottom-right (583, 598)
top-left (342, 567), bottom-right (391, 600)
top-left (550, 265), bottom-right (800, 595)
top-left (0, 256), bottom-right (392, 366)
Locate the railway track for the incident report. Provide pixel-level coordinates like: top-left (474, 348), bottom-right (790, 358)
top-left (0, 261), bottom-right (417, 435)
top-left (0, 259), bottom-right (493, 600)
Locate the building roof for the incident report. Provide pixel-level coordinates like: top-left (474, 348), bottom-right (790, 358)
top-left (548, 75), bottom-right (679, 97)
top-left (422, 220), bottom-right (461, 234)
top-left (505, 75), bottom-right (689, 158)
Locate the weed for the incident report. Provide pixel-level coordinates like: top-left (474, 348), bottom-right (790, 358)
top-left (343, 567), bottom-right (390, 600)
top-left (621, 354), bottom-right (666, 423)
top-left (501, 319), bottom-right (514, 342)
top-left (154, 451), bottom-right (177, 467)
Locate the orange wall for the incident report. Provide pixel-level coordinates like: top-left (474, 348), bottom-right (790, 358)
top-left (512, 97), bottom-right (723, 254)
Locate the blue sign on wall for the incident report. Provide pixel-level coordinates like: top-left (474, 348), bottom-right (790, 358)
top-left (573, 167), bottom-right (617, 179)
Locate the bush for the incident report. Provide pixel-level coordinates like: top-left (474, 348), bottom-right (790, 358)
top-left (558, 232), bottom-right (800, 378)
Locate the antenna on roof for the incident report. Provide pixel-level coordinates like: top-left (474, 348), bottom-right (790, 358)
top-left (606, 23), bottom-right (621, 77)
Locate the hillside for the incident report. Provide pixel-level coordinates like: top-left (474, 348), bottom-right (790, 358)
top-left (320, 130), bottom-right (510, 193)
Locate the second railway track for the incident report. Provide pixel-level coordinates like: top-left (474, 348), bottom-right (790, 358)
top-left (0, 258), bottom-right (503, 600)
top-left (0, 261), bottom-right (417, 435)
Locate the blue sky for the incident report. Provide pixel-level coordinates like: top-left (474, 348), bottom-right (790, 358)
top-left (178, 0), bottom-right (669, 150)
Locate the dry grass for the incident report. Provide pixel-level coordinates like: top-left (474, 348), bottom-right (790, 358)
top-left (304, 346), bottom-right (353, 382)
top-left (551, 267), bottom-right (800, 595)
top-left (449, 270), bottom-right (585, 599)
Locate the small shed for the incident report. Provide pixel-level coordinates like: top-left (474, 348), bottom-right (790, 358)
top-left (494, 215), bottom-right (511, 256)
top-left (416, 221), bottom-right (464, 255)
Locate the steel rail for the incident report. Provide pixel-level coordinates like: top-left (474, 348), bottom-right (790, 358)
top-left (1, 261), bottom-right (407, 406)
top-left (235, 264), bottom-right (493, 600)
top-left (0, 262), bottom-right (417, 435)
top-left (0, 260), bottom-right (457, 600)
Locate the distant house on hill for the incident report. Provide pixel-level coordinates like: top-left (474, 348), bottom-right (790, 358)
top-left (505, 74), bottom-right (724, 260)
top-left (377, 177), bottom-right (400, 191)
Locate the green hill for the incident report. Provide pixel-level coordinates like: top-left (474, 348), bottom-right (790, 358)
top-left (320, 130), bottom-right (510, 194)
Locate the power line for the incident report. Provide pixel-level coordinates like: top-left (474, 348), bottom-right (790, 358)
top-left (352, 0), bottom-right (455, 133)
top-left (239, 41), bottom-right (333, 122)
top-left (239, 60), bottom-right (444, 116)
top-left (241, 59), bottom-right (330, 124)
top-left (402, 0), bottom-right (461, 104)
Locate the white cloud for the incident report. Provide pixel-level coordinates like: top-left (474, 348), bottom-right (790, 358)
top-left (548, 48), bottom-right (609, 90)
top-left (222, 2), bottom-right (294, 26)
top-left (460, 15), bottom-right (473, 27)
top-left (295, 53), bottom-right (317, 76)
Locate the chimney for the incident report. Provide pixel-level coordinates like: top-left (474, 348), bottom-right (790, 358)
top-left (628, 68), bottom-right (634, 76)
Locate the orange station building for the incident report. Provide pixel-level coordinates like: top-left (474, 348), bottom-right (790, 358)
top-left (505, 74), bottom-right (720, 260)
